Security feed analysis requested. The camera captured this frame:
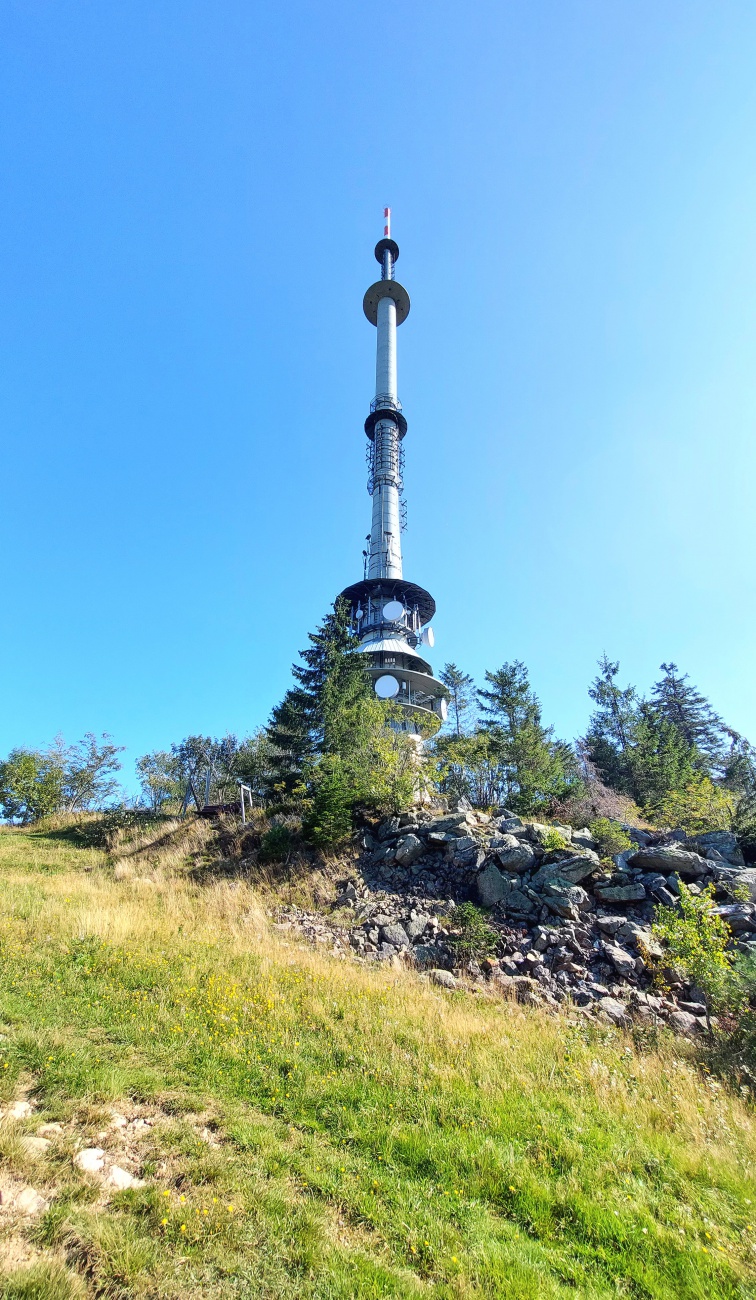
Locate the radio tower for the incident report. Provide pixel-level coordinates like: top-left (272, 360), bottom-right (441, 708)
top-left (340, 210), bottom-right (448, 731)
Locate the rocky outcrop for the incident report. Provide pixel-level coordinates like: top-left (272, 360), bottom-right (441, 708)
top-left (273, 807), bottom-right (753, 1037)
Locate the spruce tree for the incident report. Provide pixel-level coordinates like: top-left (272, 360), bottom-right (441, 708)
top-left (439, 662), bottom-right (476, 738)
top-left (650, 662), bottom-right (727, 768)
top-left (627, 702), bottom-right (699, 811)
top-left (266, 598), bottom-right (371, 796)
top-left (585, 655), bottom-right (638, 794)
top-left (478, 660), bottom-right (580, 813)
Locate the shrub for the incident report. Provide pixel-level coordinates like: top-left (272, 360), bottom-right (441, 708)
top-left (446, 902), bottom-right (499, 962)
top-left (589, 817), bottom-right (633, 858)
top-left (258, 823), bottom-right (294, 864)
top-left (72, 807), bottom-right (162, 849)
top-left (652, 882), bottom-right (741, 1023)
top-left (540, 827), bottom-right (569, 852)
top-left (650, 777), bottom-right (735, 836)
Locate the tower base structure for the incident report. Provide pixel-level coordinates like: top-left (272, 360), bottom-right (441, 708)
top-left (340, 577), bottom-right (448, 732)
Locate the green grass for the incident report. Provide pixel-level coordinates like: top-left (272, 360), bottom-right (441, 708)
top-left (0, 824), bottom-right (756, 1297)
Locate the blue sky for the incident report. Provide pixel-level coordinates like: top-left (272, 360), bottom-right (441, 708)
top-left (2, 1), bottom-right (755, 793)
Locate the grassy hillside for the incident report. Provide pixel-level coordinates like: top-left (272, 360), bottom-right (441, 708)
top-left (0, 823), bottom-right (755, 1298)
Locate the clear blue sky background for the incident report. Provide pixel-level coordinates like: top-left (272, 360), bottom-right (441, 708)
top-left (2, 1), bottom-right (755, 795)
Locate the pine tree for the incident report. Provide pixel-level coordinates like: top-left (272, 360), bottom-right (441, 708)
top-left (439, 663), bottom-right (476, 738)
top-left (478, 661), bottom-right (580, 813)
top-left (585, 655), bottom-right (639, 794)
top-left (651, 662), bottom-right (727, 768)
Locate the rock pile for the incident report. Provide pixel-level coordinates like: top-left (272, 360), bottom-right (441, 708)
top-left (275, 808), bottom-right (755, 1033)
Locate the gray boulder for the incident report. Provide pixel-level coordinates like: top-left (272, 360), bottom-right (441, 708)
top-left (540, 880), bottom-right (590, 920)
top-left (406, 916), bottom-right (431, 941)
top-left (720, 868), bottom-right (756, 901)
top-left (474, 862), bottom-right (509, 907)
top-left (448, 839), bottom-right (486, 869)
top-left (429, 969), bottom-right (458, 989)
top-left (695, 830), bottom-right (745, 867)
top-left (503, 888), bottom-right (536, 917)
top-left (711, 903), bottom-right (756, 933)
top-left (380, 923), bottom-right (410, 949)
top-left (627, 846), bottom-right (710, 879)
top-left (491, 835), bottom-right (535, 872)
top-left (667, 1009), bottom-right (705, 1036)
top-left (394, 834), bottom-right (424, 867)
top-left (594, 882), bottom-right (647, 903)
top-left (596, 915), bottom-right (625, 935)
top-left (495, 815), bottom-right (524, 832)
top-left (413, 944), bottom-right (447, 969)
top-left (571, 828), bottom-right (598, 851)
top-left (603, 943), bottom-right (637, 979)
top-left (597, 997), bottom-right (631, 1027)
top-left (430, 813), bottom-right (473, 833)
top-left (531, 853), bottom-right (598, 889)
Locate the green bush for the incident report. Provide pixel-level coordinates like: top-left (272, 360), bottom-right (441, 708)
top-left (72, 807), bottom-right (162, 848)
top-left (650, 777), bottom-right (735, 836)
top-left (540, 827), bottom-right (569, 852)
top-left (447, 902), bottom-right (499, 962)
top-left (589, 817), bottom-right (633, 858)
top-left (258, 823), bottom-right (294, 864)
top-left (652, 882), bottom-right (741, 1022)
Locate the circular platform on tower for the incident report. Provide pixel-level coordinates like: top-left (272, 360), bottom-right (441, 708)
top-left (339, 577), bottom-right (436, 629)
top-left (363, 279), bottom-right (411, 327)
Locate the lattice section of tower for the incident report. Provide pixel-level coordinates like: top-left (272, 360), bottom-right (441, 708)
top-left (366, 434), bottom-right (404, 497)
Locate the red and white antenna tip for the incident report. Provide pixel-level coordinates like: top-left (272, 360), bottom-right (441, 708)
top-left (383, 206), bottom-right (391, 237)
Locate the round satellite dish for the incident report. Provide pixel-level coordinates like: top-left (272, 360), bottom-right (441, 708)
top-left (439, 697), bottom-right (448, 721)
top-left (420, 626), bottom-right (435, 648)
top-left (355, 606), bottom-right (364, 621)
top-left (382, 600), bottom-right (404, 622)
top-left (374, 674), bottom-right (400, 699)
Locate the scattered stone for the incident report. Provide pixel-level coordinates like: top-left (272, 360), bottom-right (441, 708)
top-left (429, 969), bottom-right (457, 989)
top-left (597, 997), bottom-right (631, 1027)
top-left (594, 882), bottom-right (646, 903)
top-left (695, 830), bottom-right (745, 867)
top-left (74, 1148), bottom-right (106, 1174)
top-left (380, 923), bottom-right (410, 949)
top-left (394, 834), bottom-right (424, 867)
top-left (602, 943), bottom-right (637, 979)
top-left (4, 1101), bottom-right (34, 1120)
top-left (37, 1123), bottom-right (63, 1137)
top-left (14, 1186), bottom-right (49, 1215)
top-left (491, 836), bottom-right (536, 872)
top-left (667, 1010), bottom-right (705, 1036)
top-left (107, 1165), bottom-right (145, 1191)
top-left (21, 1137), bottom-right (51, 1156)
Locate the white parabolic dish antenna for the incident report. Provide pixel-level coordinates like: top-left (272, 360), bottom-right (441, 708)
top-left (374, 674), bottom-right (400, 699)
top-left (421, 626), bottom-right (435, 648)
top-left (382, 600), bottom-right (405, 622)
